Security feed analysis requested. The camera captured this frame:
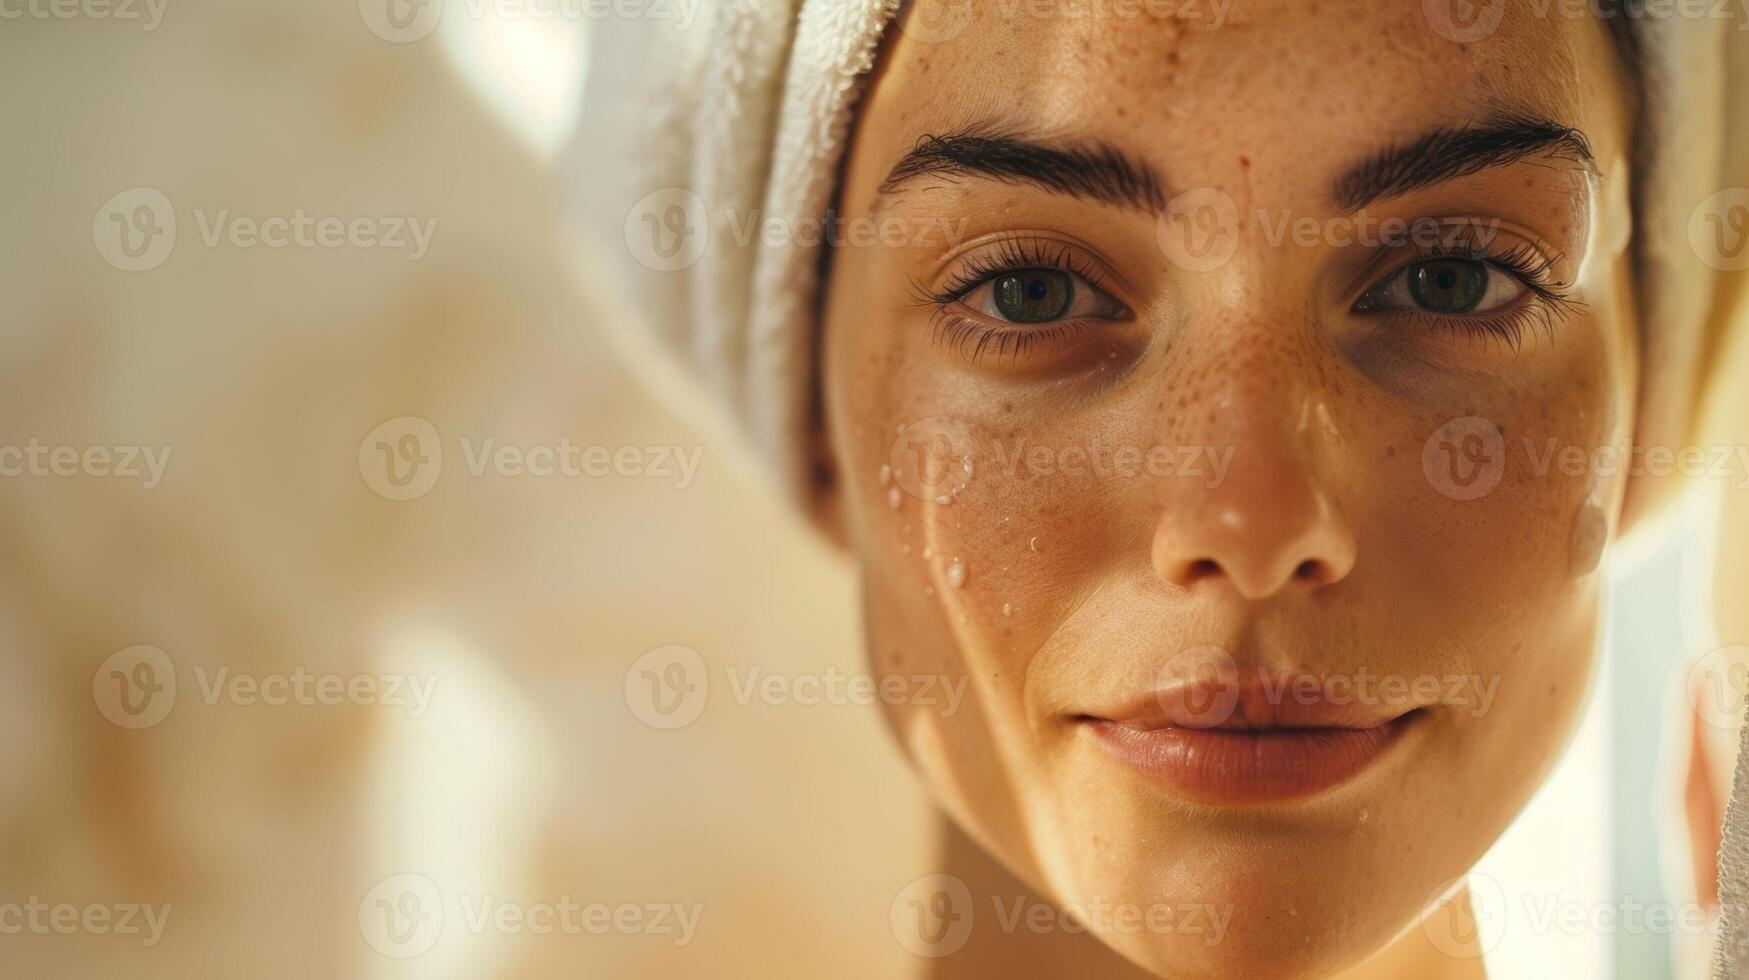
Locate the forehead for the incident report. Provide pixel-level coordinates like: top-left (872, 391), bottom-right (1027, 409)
top-left (857, 0), bottom-right (1618, 200)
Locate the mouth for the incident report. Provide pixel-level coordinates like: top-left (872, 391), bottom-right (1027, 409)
top-left (1076, 680), bottom-right (1427, 805)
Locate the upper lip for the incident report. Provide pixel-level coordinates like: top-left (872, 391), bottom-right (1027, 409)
top-left (1080, 671), bottom-right (1425, 732)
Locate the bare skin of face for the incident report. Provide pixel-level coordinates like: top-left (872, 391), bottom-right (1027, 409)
top-left (819, 2), bottom-right (1638, 977)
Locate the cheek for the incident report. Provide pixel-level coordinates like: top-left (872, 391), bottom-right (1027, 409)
top-left (836, 340), bottom-right (1132, 672)
top-left (828, 290), bottom-right (1134, 860)
top-left (1349, 330), bottom-right (1622, 833)
top-left (1380, 339), bottom-right (1623, 617)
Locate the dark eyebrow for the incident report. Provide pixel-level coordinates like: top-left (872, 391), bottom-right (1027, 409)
top-left (1333, 113), bottom-right (1595, 212)
top-left (877, 126), bottom-right (1166, 215)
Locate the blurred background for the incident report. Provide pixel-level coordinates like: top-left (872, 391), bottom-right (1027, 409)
top-left (2, 2), bottom-right (1744, 978)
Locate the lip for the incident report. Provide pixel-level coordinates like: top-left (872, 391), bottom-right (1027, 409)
top-left (1084, 713), bottom-right (1420, 804)
top-left (1078, 676), bottom-right (1426, 805)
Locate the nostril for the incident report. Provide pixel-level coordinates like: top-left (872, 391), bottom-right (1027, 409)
top-left (1188, 558), bottom-right (1221, 581)
top-left (1294, 559), bottom-right (1320, 580)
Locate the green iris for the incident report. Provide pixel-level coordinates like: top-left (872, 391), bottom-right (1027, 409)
top-left (993, 269), bottom-right (1073, 323)
top-left (1406, 258), bottom-right (1487, 314)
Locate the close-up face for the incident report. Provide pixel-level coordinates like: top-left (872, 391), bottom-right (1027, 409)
top-left (822, 2), bottom-right (1638, 976)
top-left (22, 2), bottom-right (1749, 980)
top-left (22, 3), bottom-right (1749, 979)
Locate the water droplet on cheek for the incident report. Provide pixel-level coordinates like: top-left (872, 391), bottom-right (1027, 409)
top-left (886, 487), bottom-right (902, 510)
top-left (1357, 808), bottom-right (1369, 824)
top-left (1001, 602), bottom-right (1012, 617)
top-left (1029, 536), bottom-right (1040, 552)
top-left (946, 558), bottom-right (968, 588)
top-left (878, 463), bottom-right (892, 486)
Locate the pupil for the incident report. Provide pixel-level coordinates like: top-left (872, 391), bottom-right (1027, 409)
top-left (1407, 259), bottom-right (1486, 315)
top-left (993, 269), bottom-right (1073, 323)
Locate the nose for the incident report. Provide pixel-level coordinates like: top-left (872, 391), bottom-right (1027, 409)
top-left (1151, 405), bottom-right (1356, 601)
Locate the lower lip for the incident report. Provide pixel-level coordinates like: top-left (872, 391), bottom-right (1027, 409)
top-left (1083, 713), bottom-right (1419, 805)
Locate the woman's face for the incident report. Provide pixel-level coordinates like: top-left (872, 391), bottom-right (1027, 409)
top-left (821, 3), bottom-right (1636, 976)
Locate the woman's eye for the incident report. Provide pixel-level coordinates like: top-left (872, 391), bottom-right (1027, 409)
top-left (1359, 257), bottom-right (1527, 316)
top-left (959, 267), bottom-right (1124, 324)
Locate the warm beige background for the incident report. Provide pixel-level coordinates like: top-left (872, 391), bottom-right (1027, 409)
top-left (0, 3), bottom-right (936, 977)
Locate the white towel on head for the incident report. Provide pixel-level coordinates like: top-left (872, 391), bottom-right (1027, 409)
top-left (564, 7), bottom-right (1749, 971)
top-left (569, 0), bottom-right (900, 517)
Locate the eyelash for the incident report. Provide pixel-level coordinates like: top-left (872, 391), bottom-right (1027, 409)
top-left (927, 238), bottom-right (1112, 304)
top-left (915, 238), bottom-right (1123, 364)
top-left (916, 230), bottom-right (1585, 365)
top-left (1356, 235), bottom-right (1584, 351)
